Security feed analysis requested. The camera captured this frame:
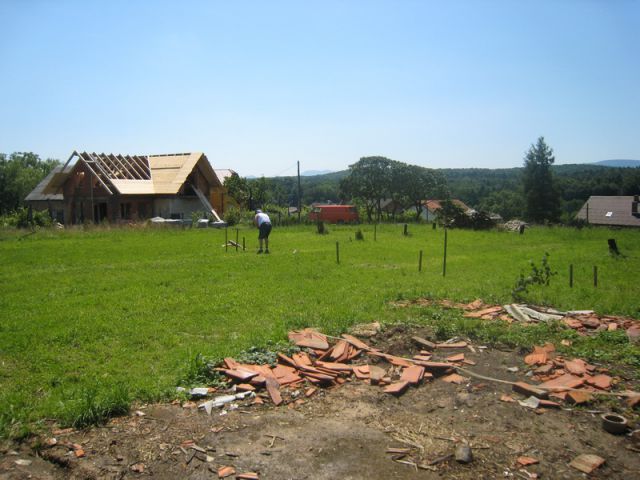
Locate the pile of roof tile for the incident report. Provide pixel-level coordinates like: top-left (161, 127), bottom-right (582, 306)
top-left (512, 343), bottom-right (639, 407)
top-left (214, 329), bottom-right (473, 406)
top-left (392, 298), bottom-right (640, 340)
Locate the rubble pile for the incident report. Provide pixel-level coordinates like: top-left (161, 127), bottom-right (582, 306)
top-left (187, 327), bottom-right (639, 415)
top-left (512, 343), bottom-right (640, 407)
top-left (192, 329), bottom-right (478, 412)
top-left (393, 297), bottom-right (640, 339)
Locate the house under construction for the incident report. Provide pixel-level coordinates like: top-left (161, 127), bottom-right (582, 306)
top-left (26, 151), bottom-right (227, 225)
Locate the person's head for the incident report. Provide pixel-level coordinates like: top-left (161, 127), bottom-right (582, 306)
top-left (255, 209), bottom-right (263, 214)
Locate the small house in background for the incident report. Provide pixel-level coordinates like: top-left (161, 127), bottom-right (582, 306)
top-left (211, 169), bottom-right (240, 215)
top-left (25, 151), bottom-right (224, 225)
top-left (576, 195), bottom-right (640, 227)
top-left (406, 199), bottom-right (472, 221)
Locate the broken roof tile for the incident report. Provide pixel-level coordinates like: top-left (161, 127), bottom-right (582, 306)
top-left (563, 359), bottom-right (587, 376)
top-left (265, 378), bottom-right (283, 406)
top-left (446, 353), bottom-right (465, 363)
top-left (540, 373), bottom-right (585, 391)
top-left (315, 361), bottom-right (353, 372)
top-left (441, 373), bottom-right (467, 384)
top-left (586, 374), bottom-right (613, 390)
top-left (341, 334), bottom-right (371, 350)
top-left (330, 340), bottom-right (349, 360)
top-left (569, 454), bottom-right (605, 474)
top-left (383, 381), bottom-right (410, 396)
top-left (288, 329), bottom-right (329, 350)
top-left (566, 390), bottom-right (592, 405)
top-left (401, 365), bottom-right (425, 385)
top-left (223, 369), bottom-right (258, 382)
top-left (217, 465), bottom-right (236, 478)
top-left (352, 365), bottom-right (370, 379)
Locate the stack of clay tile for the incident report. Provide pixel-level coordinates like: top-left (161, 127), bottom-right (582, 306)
top-left (394, 297), bottom-right (640, 340)
top-left (216, 329), bottom-right (473, 405)
top-left (513, 343), bottom-right (639, 408)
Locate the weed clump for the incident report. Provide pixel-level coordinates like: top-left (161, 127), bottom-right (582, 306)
top-left (512, 252), bottom-right (557, 302)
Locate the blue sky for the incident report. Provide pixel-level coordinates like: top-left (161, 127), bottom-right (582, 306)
top-left (1, 1), bottom-right (638, 176)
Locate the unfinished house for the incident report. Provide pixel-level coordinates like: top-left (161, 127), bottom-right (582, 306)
top-left (28, 151), bottom-right (224, 225)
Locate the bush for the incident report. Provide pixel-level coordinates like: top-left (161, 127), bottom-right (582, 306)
top-left (512, 252), bottom-right (557, 301)
top-left (1, 207), bottom-right (52, 228)
top-left (223, 206), bottom-right (242, 226)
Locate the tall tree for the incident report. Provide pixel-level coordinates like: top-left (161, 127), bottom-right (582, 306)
top-left (223, 173), bottom-right (250, 209)
top-left (395, 164), bottom-right (440, 221)
top-left (522, 137), bottom-right (560, 222)
top-left (339, 156), bottom-right (393, 221)
top-left (0, 152), bottom-right (60, 214)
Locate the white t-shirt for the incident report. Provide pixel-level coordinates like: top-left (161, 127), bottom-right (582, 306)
top-left (255, 212), bottom-right (271, 226)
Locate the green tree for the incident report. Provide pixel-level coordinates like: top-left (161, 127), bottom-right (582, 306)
top-left (522, 137), bottom-right (560, 222)
top-left (394, 164), bottom-right (440, 221)
top-left (339, 156), bottom-right (393, 221)
top-left (223, 173), bottom-right (250, 209)
top-left (0, 152), bottom-right (60, 215)
top-left (478, 190), bottom-right (524, 220)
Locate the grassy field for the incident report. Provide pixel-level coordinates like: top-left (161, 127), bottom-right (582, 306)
top-left (1, 223), bottom-right (639, 438)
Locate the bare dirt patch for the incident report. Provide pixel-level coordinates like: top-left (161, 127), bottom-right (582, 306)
top-left (2, 325), bottom-right (639, 479)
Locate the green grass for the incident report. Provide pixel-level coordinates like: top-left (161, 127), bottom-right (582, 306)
top-left (1, 224), bottom-right (639, 437)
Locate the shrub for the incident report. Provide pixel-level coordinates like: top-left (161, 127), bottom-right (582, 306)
top-left (512, 252), bottom-right (557, 301)
top-left (223, 206), bottom-right (242, 226)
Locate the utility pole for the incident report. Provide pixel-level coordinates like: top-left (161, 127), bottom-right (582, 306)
top-left (297, 161), bottom-right (301, 222)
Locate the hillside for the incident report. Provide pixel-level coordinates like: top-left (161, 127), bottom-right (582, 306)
top-left (594, 159), bottom-right (640, 168)
top-left (258, 163), bottom-right (640, 219)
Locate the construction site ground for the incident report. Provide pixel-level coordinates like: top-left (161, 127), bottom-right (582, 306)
top-left (2, 324), bottom-right (639, 480)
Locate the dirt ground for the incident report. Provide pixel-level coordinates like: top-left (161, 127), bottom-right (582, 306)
top-left (2, 325), bottom-right (639, 479)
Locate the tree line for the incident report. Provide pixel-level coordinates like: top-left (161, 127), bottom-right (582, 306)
top-left (3, 139), bottom-right (639, 225)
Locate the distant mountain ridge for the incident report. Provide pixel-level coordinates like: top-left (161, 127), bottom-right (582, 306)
top-left (593, 159), bottom-right (640, 168)
top-left (301, 169), bottom-right (333, 176)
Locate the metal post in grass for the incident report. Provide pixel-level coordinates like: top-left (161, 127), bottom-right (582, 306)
top-left (593, 265), bottom-right (598, 287)
top-left (243, 237), bottom-right (246, 251)
top-left (336, 241), bottom-right (340, 264)
top-left (235, 228), bottom-right (239, 252)
top-left (419, 250), bottom-right (423, 272)
top-left (442, 228), bottom-right (448, 277)
top-left (374, 223), bottom-right (377, 241)
top-left (225, 227), bottom-right (228, 252)
top-left (403, 224), bottom-right (408, 236)
top-left (569, 264), bottom-right (573, 288)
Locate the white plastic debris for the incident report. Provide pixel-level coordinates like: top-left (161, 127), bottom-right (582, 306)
top-left (518, 396), bottom-right (541, 409)
top-left (189, 387), bottom-right (209, 397)
top-left (199, 391), bottom-right (255, 415)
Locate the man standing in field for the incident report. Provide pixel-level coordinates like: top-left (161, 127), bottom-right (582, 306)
top-left (254, 209), bottom-right (272, 254)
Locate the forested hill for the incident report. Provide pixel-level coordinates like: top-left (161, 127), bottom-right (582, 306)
top-left (269, 163), bottom-right (639, 220)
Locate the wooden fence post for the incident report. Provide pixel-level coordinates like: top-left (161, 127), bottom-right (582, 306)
top-left (569, 264), bottom-right (573, 288)
top-left (442, 228), bottom-right (448, 277)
